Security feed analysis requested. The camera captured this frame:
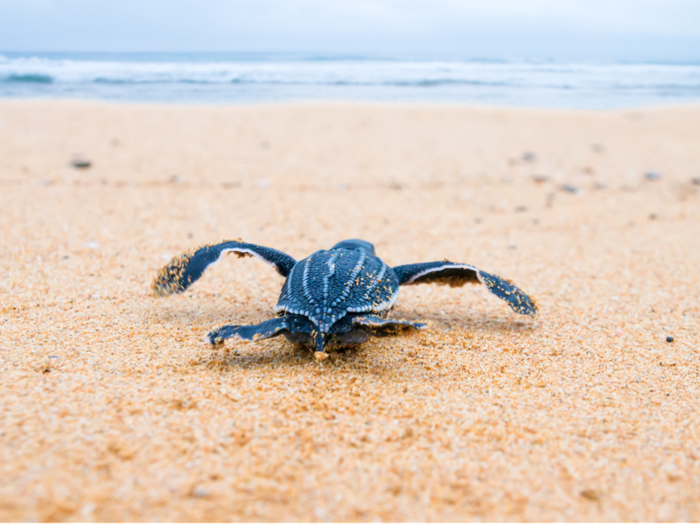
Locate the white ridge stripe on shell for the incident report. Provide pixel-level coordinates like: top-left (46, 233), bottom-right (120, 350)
top-left (283, 261), bottom-right (296, 298)
top-left (403, 263), bottom-right (481, 284)
top-left (274, 262), bottom-right (295, 313)
top-left (301, 252), bottom-right (317, 305)
top-left (322, 251), bottom-right (338, 303)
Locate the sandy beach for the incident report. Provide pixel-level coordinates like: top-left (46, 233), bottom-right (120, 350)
top-left (1, 100), bottom-right (699, 521)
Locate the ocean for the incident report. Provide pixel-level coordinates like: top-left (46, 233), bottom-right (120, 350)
top-left (1, 52), bottom-right (699, 109)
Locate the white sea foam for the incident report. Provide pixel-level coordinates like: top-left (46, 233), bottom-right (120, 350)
top-left (1, 53), bottom-right (699, 108)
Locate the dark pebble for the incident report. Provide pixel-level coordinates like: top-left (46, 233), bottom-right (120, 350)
top-left (692, 177), bottom-right (700, 186)
top-left (560, 184), bottom-right (579, 194)
top-left (580, 489), bottom-right (600, 501)
top-left (71, 158), bottom-right (91, 169)
top-left (666, 336), bottom-right (674, 343)
top-left (645, 171), bottom-right (662, 181)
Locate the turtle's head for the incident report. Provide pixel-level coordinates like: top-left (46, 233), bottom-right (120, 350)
top-left (331, 239), bottom-right (375, 256)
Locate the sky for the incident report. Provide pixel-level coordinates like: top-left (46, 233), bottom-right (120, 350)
top-left (0, 0), bottom-right (699, 61)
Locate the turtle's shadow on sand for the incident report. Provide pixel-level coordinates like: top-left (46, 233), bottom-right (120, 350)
top-left (195, 341), bottom-right (389, 374)
top-left (151, 302), bottom-right (537, 373)
top-left (390, 308), bottom-right (538, 334)
top-left (149, 287), bottom-right (538, 335)
top-left (149, 301), bottom-right (278, 328)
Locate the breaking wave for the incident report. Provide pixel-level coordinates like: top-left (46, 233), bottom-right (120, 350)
top-left (4, 73), bottom-right (54, 83)
top-left (1, 52), bottom-right (699, 107)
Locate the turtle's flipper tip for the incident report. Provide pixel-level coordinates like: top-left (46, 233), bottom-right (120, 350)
top-left (507, 292), bottom-right (538, 317)
top-left (151, 279), bottom-right (171, 298)
top-left (516, 296), bottom-right (538, 317)
top-left (205, 327), bottom-right (228, 346)
top-left (150, 272), bottom-right (184, 297)
top-left (529, 297), bottom-right (539, 317)
top-left (151, 251), bottom-right (196, 297)
top-left (479, 271), bottom-right (538, 318)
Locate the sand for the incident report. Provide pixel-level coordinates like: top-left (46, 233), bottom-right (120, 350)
top-left (0, 100), bottom-right (699, 522)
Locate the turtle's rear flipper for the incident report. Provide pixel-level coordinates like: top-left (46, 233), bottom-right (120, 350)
top-left (352, 316), bottom-right (426, 337)
top-left (152, 240), bottom-right (297, 297)
top-left (206, 318), bottom-right (289, 345)
top-left (393, 261), bottom-right (537, 317)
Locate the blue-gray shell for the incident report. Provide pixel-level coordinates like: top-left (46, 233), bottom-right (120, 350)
top-left (274, 248), bottom-right (400, 332)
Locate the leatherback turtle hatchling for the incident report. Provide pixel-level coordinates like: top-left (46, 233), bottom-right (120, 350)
top-left (152, 239), bottom-right (537, 356)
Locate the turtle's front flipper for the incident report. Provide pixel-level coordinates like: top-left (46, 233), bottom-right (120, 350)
top-left (152, 240), bottom-right (296, 297)
top-left (393, 262), bottom-right (537, 316)
top-left (353, 315), bottom-right (426, 336)
top-left (206, 317), bottom-right (289, 345)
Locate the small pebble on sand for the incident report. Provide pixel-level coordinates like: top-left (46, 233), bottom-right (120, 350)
top-left (580, 489), bottom-right (600, 501)
top-left (692, 177), bottom-right (700, 186)
top-left (560, 184), bottom-right (579, 194)
top-left (191, 486), bottom-right (211, 499)
top-left (71, 157), bottom-right (92, 169)
top-left (645, 171), bottom-right (662, 181)
top-left (666, 336), bottom-right (674, 343)
top-left (522, 151), bottom-right (536, 162)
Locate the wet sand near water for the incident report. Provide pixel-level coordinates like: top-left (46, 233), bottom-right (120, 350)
top-left (1, 100), bottom-right (699, 521)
